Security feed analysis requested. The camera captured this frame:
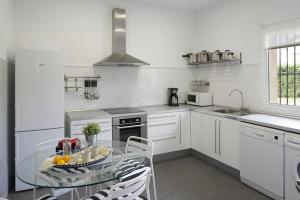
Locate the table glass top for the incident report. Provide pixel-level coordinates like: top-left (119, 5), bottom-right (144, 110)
top-left (16, 140), bottom-right (146, 188)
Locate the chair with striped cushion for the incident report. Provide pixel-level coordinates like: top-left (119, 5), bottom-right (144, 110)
top-left (125, 136), bottom-right (157, 200)
top-left (86, 166), bottom-right (151, 200)
top-left (35, 194), bottom-right (58, 200)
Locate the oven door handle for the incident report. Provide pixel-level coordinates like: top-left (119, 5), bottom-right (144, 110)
top-left (116, 124), bottom-right (146, 129)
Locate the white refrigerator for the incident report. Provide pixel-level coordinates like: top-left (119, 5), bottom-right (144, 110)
top-left (15, 50), bottom-right (64, 191)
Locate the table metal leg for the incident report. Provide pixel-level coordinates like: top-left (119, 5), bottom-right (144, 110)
top-left (32, 187), bottom-right (37, 200)
top-left (71, 189), bottom-right (74, 200)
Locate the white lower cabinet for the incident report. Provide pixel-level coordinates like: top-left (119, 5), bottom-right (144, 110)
top-left (218, 117), bottom-right (240, 169)
top-left (191, 111), bottom-right (240, 169)
top-left (66, 118), bottom-right (112, 141)
top-left (148, 111), bottom-right (190, 155)
top-left (191, 112), bottom-right (217, 159)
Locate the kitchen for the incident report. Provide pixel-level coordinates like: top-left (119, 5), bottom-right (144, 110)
top-left (1, 0), bottom-right (300, 200)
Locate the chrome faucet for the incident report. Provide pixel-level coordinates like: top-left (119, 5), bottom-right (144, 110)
top-left (228, 89), bottom-right (247, 112)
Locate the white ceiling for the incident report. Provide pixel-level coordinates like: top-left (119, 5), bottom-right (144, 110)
top-left (123, 0), bottom-right (223, 12)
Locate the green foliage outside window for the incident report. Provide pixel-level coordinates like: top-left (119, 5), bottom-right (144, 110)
top-left (277, 65), bottom-right (300, 98)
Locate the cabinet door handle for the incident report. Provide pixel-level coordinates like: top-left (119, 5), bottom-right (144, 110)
top-left (179, 115), bottom-right (182, 145)
top-left (214, 119), bottom-right (217, 154)
top-left (219, 120), bottom-right (221, 155)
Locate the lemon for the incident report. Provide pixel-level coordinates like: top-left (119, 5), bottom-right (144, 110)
top-left (54, 155), bottom-right (63, 164)
top-left (63, 155), bottom-right (70, 163)
top-left (57, 159), bottom-right (66, 165)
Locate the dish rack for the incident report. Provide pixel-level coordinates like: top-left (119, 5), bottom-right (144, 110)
top-left (64, 75), bottom-right (101, 100)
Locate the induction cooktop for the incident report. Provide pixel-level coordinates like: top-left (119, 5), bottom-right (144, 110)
top-left (104, 108), bottom-right (145, 115)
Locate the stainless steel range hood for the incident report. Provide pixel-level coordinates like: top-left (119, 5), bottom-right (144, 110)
top-left (94, 8), bottom-right (149, 67)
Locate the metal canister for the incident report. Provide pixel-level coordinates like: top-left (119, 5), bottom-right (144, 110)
top-left (221, 50), bottom-right (234, 60)
top-left (189, 53), bottom-right (197, 63)
top-left (197, 50), bottom-right (209, 63)
top-left (211, 50), bottom-right (222, 61)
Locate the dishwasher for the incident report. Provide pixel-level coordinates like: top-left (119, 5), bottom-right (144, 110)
top-left (240, 123), bottom-right (284, 200)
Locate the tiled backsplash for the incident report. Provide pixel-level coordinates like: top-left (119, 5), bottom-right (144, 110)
top-left (64, 66), bottom-right (197, 111)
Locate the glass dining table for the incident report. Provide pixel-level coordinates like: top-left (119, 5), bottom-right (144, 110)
top-left (16, 140), bottom-right (146, 190)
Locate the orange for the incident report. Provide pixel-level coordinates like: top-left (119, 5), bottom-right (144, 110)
top-left (63, 155), bottom-right (70, 163)
top-left (57, 159), bottom-right (66, 165)
top-left (54, 155), bottom-right (63, 164)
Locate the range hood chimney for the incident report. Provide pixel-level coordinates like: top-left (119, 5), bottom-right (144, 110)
top-left (94, 8), bottom-right (149, 67)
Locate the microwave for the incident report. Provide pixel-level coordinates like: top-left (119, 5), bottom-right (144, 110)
top-left (186, 92), bottom-right (213, 106)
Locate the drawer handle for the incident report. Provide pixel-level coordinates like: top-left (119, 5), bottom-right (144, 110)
top-left (255, 132), bottom-right (265, 137)
top-left (149, 115), bottom-right (177, 120)
top-left (72, 133), bottom-right (82, 136)
top-left (149, 122), bottom-right (176, 127)
top-left (101, 130), bottom-right (111, 133)
top-left (73, 124), bottom-right (86, 127)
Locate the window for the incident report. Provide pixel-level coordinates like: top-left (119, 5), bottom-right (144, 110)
top-left (268, 45), bottom-right (300, 106)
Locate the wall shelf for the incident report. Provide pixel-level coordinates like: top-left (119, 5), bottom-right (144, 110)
top-left (183, 52), bottom-right (242, 68)
top-left (64, 75), bottom-right (101, 92)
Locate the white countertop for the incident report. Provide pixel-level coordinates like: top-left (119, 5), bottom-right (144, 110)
top-left (66, 110), bottom-right (112, 121)
top-left (239, 114), bottom-right (300, 134)
top-left (66, 104), bottom-right (227, 121)
top-left (66, 104), bottom-right (300, 134)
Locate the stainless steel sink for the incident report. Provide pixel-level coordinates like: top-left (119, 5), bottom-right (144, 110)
top-left (213, 109), bottom-right (239, 114)
top-left (229, 112), bottom-right (251, 116)
top-left (212, 109), bottom-right (252, 117)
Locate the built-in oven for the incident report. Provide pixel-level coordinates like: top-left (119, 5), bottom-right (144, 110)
top-left (112, 114), bottom-right (147, 142)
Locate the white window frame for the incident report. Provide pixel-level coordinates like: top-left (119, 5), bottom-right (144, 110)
top-left (261, 45), bottom-right (300, 117)
top-left (260, 18), bottom-right (300, 117)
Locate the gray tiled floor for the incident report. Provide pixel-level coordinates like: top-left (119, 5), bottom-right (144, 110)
top-left (8, 156), bottom-right (271, 200)
top-left (155, 156), bottom-right (271, 200)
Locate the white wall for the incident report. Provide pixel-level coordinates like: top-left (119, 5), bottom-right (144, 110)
top-left (196, 0), bottom-right (300, 115)
top-left (13, 0), bottom-right (197, 110)
top-left (0, 0), bottom-right (13, 60)
top-left (0, 0), bottom-right (12, 197)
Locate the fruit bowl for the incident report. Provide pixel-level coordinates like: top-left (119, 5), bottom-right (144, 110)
top-left (44, 147), bottom-right (111, 169)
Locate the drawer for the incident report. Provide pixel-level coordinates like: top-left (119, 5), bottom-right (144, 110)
top-left (71, 128), bottom-right (112, 137)
top-left (72, 124), bottom-right (111, 132)
top-left (71, 118), bottom-right (112, 127)
top-left (148, 113), bottom-right (177, 123)
top-left (71, 118), bottom-right (112, 131)
top-left (148, 121), bottom-right (178, 138)
top-left (151, 135), bottom-right (180, 155)
top-left (148, 113), bottom-right (179, 139)
top-left (72, 130), bottom-right (112, 141)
